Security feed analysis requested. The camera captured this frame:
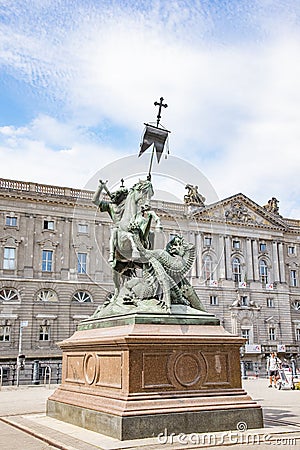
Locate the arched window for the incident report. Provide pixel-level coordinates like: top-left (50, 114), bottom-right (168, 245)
top-left (72, 291), bottom-right (92, 303)
top-left (259, 259), bottom-right (268, 283)
top-left (232, 257), bottom-right (241, 282)
top-left (291, 300), bottom-right (300, 311)
top-left (203, 255), bottom-right (213, 281)
top-left (36, 289), bottom-right (58, 302)
top-left (0, 288), bottom-right (19, 302)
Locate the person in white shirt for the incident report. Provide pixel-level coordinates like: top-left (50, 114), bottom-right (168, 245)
top-left (267, 352), bottom-right (281, 387)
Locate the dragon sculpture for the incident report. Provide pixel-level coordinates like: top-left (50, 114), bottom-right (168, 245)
top-left (120, 228), bottom-right (206, 312)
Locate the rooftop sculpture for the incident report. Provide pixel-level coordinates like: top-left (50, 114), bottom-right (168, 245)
top-left (184, 184), bottom-right (206, 206)
top-left (263, 197), bottom-right (280, 215)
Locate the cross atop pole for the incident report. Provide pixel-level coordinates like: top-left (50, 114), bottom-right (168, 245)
top-left (154, 97), bottom-right (168, 127)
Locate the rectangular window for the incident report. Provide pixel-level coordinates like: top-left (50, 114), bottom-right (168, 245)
top-left (240, 296), bottom-right (248, 306)
top-left (204, 236), bottom-right (212, 246)
top-left (269, 327), bottom-right (276, 341)
top-left (291, 270), bottom-right (297, 287)
top-left (259, 242), bottom-right (267, 252)
top-left (77, 252), bottom-right (87, 274)
top-left (3, 247), bottom-right (16, 270)
top-left (232, 240), bottom-right (240, 249)
top-left (78, 224), bottom-right (88, 233)
top-left (0, 324), bottom-right (10, 342)
top-left (43, 220), bottom-right (54, 230)
top-left (210, 295), bottom-right (218, 306)
top-left (296, 328), bottom-right (300, 342)
top-left (267, 298), bottom-right (275, 308)
top-left (42, 250), bottom-right (53, 272)
top-left (241, 329), bottom-right (250, 344)
top-left (288, 246), bottom-right (295, 255)
top-left (6, 216), bottom-right (17, 226)
top-left (39, 324), bottom-right (50, 341)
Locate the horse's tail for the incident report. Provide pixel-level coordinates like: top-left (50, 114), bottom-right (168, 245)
top-left (147, 255), bottom-right (172, 313)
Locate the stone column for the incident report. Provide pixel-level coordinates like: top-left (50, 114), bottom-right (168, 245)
top-left (246, 239), bottom-right (254, 281)
top-left (191, 232), bottom-right (197, 278)
top-left (231, 311), bottom-right (238, 335)
top-left (272, 241), bottom-right (280, 282)
top-left (218, 235), bottom-right (226, 279)
top-left (94, 222), bottom-right (104, 282)
top-left (195, 232), bottom-right (202, 279)
top-left (253, 240), bottom-right (259, 281)
top-left (60, 219), bottom-right (71, 280)
top-left (225, 236), bottom-right (231, 280)
top-left (278, 242), bottom-right (286, 282)
top-left (24, 214), bottom-right (35, 278)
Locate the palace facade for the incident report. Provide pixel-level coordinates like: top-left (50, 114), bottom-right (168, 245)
top-left (0, 177), bottom-right (299, 381)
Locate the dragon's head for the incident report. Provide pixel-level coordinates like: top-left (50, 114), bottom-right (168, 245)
top-left (166, 235), bottom-right (190, 257)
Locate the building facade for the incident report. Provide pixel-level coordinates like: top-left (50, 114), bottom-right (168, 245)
top-left (0, 178), bottom-right (299, 382)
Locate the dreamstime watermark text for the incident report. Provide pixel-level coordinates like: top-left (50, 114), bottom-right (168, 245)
top-left (157, 425), bottom-right (297, 446)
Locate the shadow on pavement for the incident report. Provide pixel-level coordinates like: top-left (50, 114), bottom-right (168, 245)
top-left (263, 408), bottom-right (299, 427)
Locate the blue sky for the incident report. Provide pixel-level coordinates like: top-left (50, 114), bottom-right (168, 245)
top-left (1, 1), bottom-right (300, 216)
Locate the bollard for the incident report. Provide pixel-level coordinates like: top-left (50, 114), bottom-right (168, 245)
top-left (32, 360), bottom-right (40, 385)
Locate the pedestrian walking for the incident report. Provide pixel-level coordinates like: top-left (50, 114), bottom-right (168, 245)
top-left (267, 352), bottom-right (281, 388)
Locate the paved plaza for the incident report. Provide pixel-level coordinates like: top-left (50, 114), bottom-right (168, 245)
top-left (0, 379), bottom-right (300, 449)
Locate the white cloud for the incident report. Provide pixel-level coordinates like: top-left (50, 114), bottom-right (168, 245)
top-left (0, 115), bottom-right (121, 186)
top-left (0, 2), bottom-right (300, 216)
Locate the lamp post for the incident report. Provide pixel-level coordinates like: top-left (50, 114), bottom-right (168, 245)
top-left (240, 347), bottom-right (247, 379)
top-left (16, 321), bottom-right (28, 387)
top-left (290, 356), bottom-right (296, 377)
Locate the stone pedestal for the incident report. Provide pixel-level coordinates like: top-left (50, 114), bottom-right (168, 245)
top-left (47, 312), bottom-right (263, 440)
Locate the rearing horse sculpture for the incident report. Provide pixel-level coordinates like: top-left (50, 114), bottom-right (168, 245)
top-left (116, 179), bottom-right (154, 260)
top-left (92, 178), bottom-right (154, 297)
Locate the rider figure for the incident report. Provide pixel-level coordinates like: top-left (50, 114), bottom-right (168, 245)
top-left (92, 180), bottom-right (128, 264)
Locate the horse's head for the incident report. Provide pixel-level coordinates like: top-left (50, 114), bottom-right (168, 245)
top-left (131, 179), bottom-right (154, 203)
top-left (111, 187), bottom-right (128, 205)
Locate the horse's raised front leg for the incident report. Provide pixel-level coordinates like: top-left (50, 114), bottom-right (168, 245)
top-left (112, 270), bottom-right (121, 298)
top-left (127, 233), bottom-right (140, 260)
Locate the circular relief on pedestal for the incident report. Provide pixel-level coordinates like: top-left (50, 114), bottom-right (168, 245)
top-left (83, 353), bottom-right (97, 385)
top-left (174, 353), bottom-right (201, 387)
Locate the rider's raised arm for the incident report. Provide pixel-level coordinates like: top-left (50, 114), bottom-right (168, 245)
top-left (92, 180), bottom-right (106, 206)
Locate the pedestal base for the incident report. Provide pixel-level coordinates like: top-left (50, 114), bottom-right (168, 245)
top-left (47, 313), bottom-right (263, 440)
top-left (47, 399), bottom-right (262, 441)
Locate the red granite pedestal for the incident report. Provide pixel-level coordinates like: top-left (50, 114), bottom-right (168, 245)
top-left (47, 314), bottom-right (263, 440)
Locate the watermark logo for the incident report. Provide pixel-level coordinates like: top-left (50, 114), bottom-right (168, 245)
top-left (157, 425), bottom-right (297, 446)
top-left (236, 421), bottom-right (247, 432)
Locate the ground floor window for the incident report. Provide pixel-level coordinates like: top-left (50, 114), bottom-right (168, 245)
top-left (0, 322), bottom-right (10, 341)
top-left (39, 322), bottom-right (50, 341)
